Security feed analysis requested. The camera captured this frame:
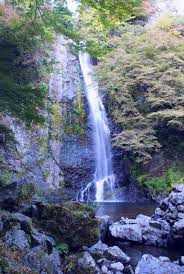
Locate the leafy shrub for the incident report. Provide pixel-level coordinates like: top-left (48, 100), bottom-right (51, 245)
top-left (56, 243), bottom-right (69, 256)
top-left (138, 165), bottom-right (183, 191)
top-left (18, 183), bottom-right (37, 202)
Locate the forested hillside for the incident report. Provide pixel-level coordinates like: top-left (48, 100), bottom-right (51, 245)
top-left (96, 17), bottom-right (184, 192)
top-left (0, 1), bottom-right (184, 273)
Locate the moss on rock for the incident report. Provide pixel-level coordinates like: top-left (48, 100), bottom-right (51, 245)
top-left (34, 202), bottom-right (99, 249)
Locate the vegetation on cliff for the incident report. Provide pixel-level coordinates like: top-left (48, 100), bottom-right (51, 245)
top-left (96, 16), bottom-right (184, 190)
top-left (0, 0), bottom-right (77, 139)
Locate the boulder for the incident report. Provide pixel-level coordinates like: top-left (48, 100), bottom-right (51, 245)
top-left (31, 230), bottom-right (56, 253)
top-left (97, 215), bottom-right (111, 242)
top-left (13, 212), bottom-right (32, 223)
top-left (149, 221), bottom-right (161, 229)
top-left (173, 185), bottom-right (184, 193)
top-left (180, 256), bottom-right (184, 266)
top-left (78, 251), bottom-right (99, 274)
top-left (177, 213), bottom-right (184, 219)
top-left (160, 198), bottom-right (169, 211)
top-left (104, 246), bottom-right (130, 264)
top-left (4, 228), bottom-right (30, 250)
top-left (154, 207), bottom-right (165, 218)
top-left (159, 256), bottom-right (170, 262)
top-left (109, 262), bottom-right (124, 272)
top-left (24, 245), bottom-right (63, 274)
top-left (172, 219), bottom-right (184, 235)
top-left (33, 202), bottom-right (99, 249)
top-left (170, 192), bottom-right (184, 206)
top-left (135, 254), bottom-right (184, 274)
top-left (109, 223), bottom-right (142, 243)
top-left (101, 265), bottom-right (109, 273)
top-left (12, 212), bottom-right (32, 233)
top-left (142, 225), bottom-right (168, 247)
top-left (136, 214), bottom-right (151, 227)
top-left (123, 265), bottom-right (135, 274)
top-left (97, 258), bottom-right (112, 269)
top-left (177, 205), bottom-right (184, 212)
top-left (88, 241), bottom-right (108, 260)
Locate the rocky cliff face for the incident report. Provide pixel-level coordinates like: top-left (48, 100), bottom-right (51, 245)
top-left (0, 35), bottom-right (95, 200)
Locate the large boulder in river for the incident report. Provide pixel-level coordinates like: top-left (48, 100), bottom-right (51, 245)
top-left (109, 219), bottom-right (142, 243)
top-left (33, 202), bottom-right (99, 249)
top-left (108, 184), bottom-right (184, 247)
top-left (135, 254), bottom-right (184, 274)
top-left (104, 246), bottom-right (130, 264)
top-left (108, 216), bottom-right (169, 247)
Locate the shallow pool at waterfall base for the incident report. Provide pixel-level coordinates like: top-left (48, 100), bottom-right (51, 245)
top-left (117, 242), bottom-right (184, 267)
top-left (95, 201), bottom-right (157, 222)
top-left (95, 202), bottom-right (184, 266)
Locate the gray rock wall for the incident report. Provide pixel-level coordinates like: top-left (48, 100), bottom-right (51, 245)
top-left (0, 35), bottom-right (95, 200)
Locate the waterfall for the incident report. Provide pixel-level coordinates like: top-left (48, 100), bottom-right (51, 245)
top-left (67, 0), bottom-right (115, 202)
top-left (79, 53), bottom-right (115, 202)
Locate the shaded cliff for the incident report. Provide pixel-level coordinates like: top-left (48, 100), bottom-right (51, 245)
top-left (0, 34), bottom-right (95, 200)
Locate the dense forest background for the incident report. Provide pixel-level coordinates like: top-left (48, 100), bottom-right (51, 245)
top-left (0, 0), bottom-right (184, 195)
top-left (0, 1), bottom-right (184, 273)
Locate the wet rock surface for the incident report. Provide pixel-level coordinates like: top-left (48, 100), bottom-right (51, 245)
top-left (0, 33), bottom-right (94, 201)
top-left (108, 183), bottom-right (184, 247)
top-left (0, 208), bottom-right (63, 274)
top-left (0, 185), bottom-right (184, 273)
top-left (32, 202), bottom-right (99, 249)
top-left (135, 254), bottom-right (184, 274)
top-left (0, 200), bottom-right (99, 273)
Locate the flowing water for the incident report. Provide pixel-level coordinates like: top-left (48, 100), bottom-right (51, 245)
top-left (78, 54), bottom-right (115, 202)
top-left (67, 0), bottom-right (115, 202)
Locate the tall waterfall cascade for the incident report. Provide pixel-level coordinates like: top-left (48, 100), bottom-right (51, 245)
top-left (67, 0), bottom-right (115, 202)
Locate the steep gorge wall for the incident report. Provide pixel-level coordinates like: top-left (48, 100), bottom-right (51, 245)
top-left (0, 35), bottom-right (94, 200)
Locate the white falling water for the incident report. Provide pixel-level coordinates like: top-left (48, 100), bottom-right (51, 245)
top-left (79, 53), bottom-right (115, 202)
top-left (67, 0), bottom-right (115, 202)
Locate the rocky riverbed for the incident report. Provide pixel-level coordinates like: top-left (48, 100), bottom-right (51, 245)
top-left (74, 183), bottom-right (184, 274)
top-left (0, 183), bottom-right (184, 273)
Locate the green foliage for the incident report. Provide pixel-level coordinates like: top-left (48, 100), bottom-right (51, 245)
top-left (56, 243), bottom-right (69, 256)
top-left (78, 0), bottom-right (142, 57)
top-left (18, 183), bottom-right (37, 202)
top-left (0, 1), bottom-right (79, 138)
top-left (64, 89), bottom-right (86, 139)
top-left (51, 103), bottom-right (62, 129)
top-left (138, 165), bottom-right (183, 191)
top-left (0, 171), bottom-right (12, 186)
top-left (0, 125), bottom-right (15, 144)
top-left (0, 4), bottom-right (49, 127)
top-left (81, 0), bottom-right (142, 28)
top-left (97, 17), bottom-right (184, 163)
